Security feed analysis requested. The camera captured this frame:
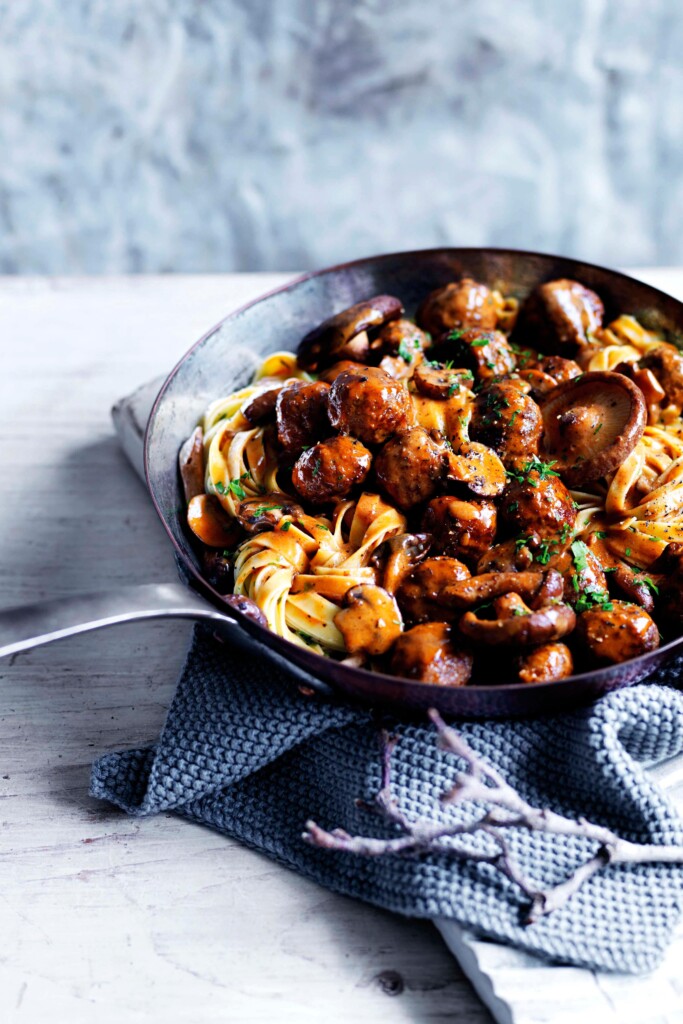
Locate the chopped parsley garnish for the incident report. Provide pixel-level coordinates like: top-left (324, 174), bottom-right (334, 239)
top-left (252, 503), bottom-right (284, 515)
top-left (574, 587), bottom-right (614, 614)
top-left (312, 458), bottom-right (322, 477)
top-left (559, 522), bottom-right (572, 543)
top-left (508, 409), bottom-right (519, 429)
top-left (570, 539), bottom-right (590, 573)
top-left (470, 337), bottom-right (489, 348)
top-left (216, 471), bottom-right (250, 500)
top-left (447, 328), bottom-right (465, 342)
top-left (512, 607), bottom-right (530, 617)
top-left (397, 337), bottom-right (421, 362)
top-left (507, 455), bottom-right (560, 486)
top-left (593, 422), bottom-right (603, 435)
top-left (595, 531), bottom-right (607, 539)
top-left (280, 521), bottom-right (291, 532)
top-left (315, 523), bottom-right (330, 531)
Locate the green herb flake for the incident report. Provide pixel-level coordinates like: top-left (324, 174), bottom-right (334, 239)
top-left (280, 521), bottom-right (291, 532)
top-left (570, 539), bottom-right (590, 574)
top-left (312, 458), bottom-right (322, 477)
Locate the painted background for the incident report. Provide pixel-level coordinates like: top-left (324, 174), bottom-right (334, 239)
top-left (1, 0), bottom-right (681, 274)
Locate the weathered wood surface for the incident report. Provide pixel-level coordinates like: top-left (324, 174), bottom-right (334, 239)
top-left (0, 274), bottom-right (493, 1023)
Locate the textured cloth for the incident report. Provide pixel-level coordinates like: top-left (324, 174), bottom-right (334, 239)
top-left (91, 626), bottom-right (683, 973)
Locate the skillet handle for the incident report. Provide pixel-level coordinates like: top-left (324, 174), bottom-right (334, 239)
top-left (0, 583), bottom-right (232, 659)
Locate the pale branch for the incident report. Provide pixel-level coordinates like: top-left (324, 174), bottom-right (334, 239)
top-left (302, 711), bottom-right (683, 924)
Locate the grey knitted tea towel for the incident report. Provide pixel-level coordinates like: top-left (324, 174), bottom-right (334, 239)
top-left (91, 626), bottom-right (683, 974)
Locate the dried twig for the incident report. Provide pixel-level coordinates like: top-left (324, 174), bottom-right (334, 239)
top-left (302, 710), bottom-right (683, 923)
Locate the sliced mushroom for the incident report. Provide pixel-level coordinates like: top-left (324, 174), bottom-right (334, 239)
top-left (446, 441), bottom-right (507, 498)
top-left (297, 295), bottom-right (403, 371)
top-left (413, 361), bottom-right (475, 400)
top-left (389, 622), bottom-right (473, 687)
top-left (517, 643), bottom-right (574, 684)
top-left (234, 493), bottom-right (304, 534)
top-left (379, 533), bottom-right (432, 594)
top-left (327, 366), bottom-right (412, 446)
top-left (614, 363), bottom-right (666, 425)
top-left (540, 371), bottom-right (646, 486)
top-left (334, 584), bottom-right (403, 657)
top-left (440, 570), bottom-right (558, 610)
top-left (187, 494), bottom-right (242, 548)
top-left (396, 556), bottom-right (471, 624)
top-left (292, 436), bottom-right (372, 504)
top-left (459, 592), bottom-right (576, 647)
top-left (375, 427), bottom-right (452, 510)
top-left (576, 599), bottom-right (659, 664)
top-left (416, 279), bottom-right (498, 336)
top-left (516, 279), bottom-right (604, 354)
top-left (179, 427), bottom-right (205, 502)
top-left (421, 496), bottom-right (497, 566)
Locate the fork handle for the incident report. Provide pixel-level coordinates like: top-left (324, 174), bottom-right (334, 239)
top-left (0, 583), bottom-right (231, 659)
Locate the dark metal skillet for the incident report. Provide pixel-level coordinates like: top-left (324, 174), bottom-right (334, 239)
top-left (3, 248), bottom-right (683, 717)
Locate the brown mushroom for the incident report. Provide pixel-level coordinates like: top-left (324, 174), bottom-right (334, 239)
top-left (327, 366), bottom-right (412, 446)
top-left (446, 441), bottom-right (507, 498)
top-left (234, 493), bottom-right (304, 534)
top-left (575, 599), bottom-right (659, 664)
top-left (517, 643), bottom-right (574, 684)
top-left (292, 436), bottom-right (372, 504)
top-left (179, 427), bottom-right (205, 502)
top-left (396, 556), bottom-right (471, 624)
top-left (379, 533), bottom-right (432, 594)
top-left (370, 318), bottom-right (430, 362)
top-left (459, 592), bottom-right (576, 647)
top-left (318, 360), bottom-right (367, 383)
top-left (516, 279), bottom-right (604, 355)
top-left (614, 363), bottom-right (666, 425)
top-left (297, 295), bottom-right (403, 371)
top-left (221, 593), bottom-right (268, 628)
top-left (375, 427), bottom-right (453, 509)
top-left (639, 343), bottom-right (683, 413)
top-left (469, 381), bottom-right (543, 465)
top-left (389, 622), bottom-right (473, 687)
top-left (187, 494), bottom-right (242, 548)
top-left (421, 496), bottom-right (497, 566)
top-left (413, 361), bottom-right (475, 400)
top-left (429, 327), bottom-right (516, 383)
top-left (537, 355), bottom-right (583, 384)
top-left (241, 382), bottom-right (283, 425)
top-left (440, 569), bottom-right (563, 611)
top-left (334, 584), bottom-right (403, 657)
top-left (540, 371), bottom-right (647, 486)
top-left (201, 549), bottom-right (234, 594)
top-left (416, 279), bottom-right (498, 336)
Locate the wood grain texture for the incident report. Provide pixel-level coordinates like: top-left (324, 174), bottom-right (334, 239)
top-left (0, 274), bottom-right (492, 1023)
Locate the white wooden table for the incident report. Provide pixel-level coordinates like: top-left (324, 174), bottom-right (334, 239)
top-left (1, 269), bottom-right (682, 1024)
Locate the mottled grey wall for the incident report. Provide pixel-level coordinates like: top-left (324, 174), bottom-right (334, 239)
top-left (1, 0), bottom-right (682, 274)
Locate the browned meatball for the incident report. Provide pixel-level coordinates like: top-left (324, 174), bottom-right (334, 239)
top-left (375, 426), bottom-right (452, 509)
top-left (327, 367), bottom-right (412, 446)
top-left (576, 599), bottom-right (659, 664)
top-left (422, 496), bottom-right (497, 565)
top-left (397, 556), bottom-right (471, 624)
top-left (389, 622), bottom-right (473, 686)
top-left (276, 381), bottom-right (331, 455)
top-left (469, 381), bottom-right (543, 465)
top-left (430, 328), bottom-right (516, 383)
top-left (292, 436), bottom-right (372, 504)
top-left (517, 643), bottom-right (574, 684)
top-left (417, 279), bottom-right (498, 336)
top-left (370, 318), bottom-right (430, 361)
top-left (547, 542), bottom-right (608, 607)
top-left (501, 458), bottom-right (577, 546)
top-left (640, 343), bottom-right (683, 413)
top-left (517, 279), bottom-right (604, 355)
top-left (318, 360), bottom-right (367, 383)
top-left (413, 360), bottom-right (475, 399)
